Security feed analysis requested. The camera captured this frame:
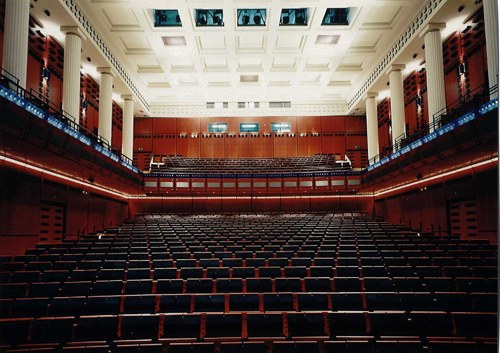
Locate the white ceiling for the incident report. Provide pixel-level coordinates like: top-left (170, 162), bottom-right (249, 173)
top-left (29, 0), bottom-right (484, 117)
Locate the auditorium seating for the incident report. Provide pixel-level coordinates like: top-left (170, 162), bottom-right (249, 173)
top-left (148, 154), bottom-right (352, 175)
top-left (0, 213), bottom-right (497, 352)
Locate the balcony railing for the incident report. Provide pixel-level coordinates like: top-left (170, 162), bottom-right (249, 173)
top-left (0, 68), bottom-right (138, 173)
top-left (367, 84), bottom-right (498, 170)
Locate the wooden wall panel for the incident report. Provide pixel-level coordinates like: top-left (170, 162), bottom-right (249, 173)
top-left (297, 116), bottom-right (321, 133)
top-left (85, 105), bottom-right (99, 134)
top-left (200, 136), bottom-right (224, 158)
top-left (248, 135), bottom-right (270, 157)
top-left (176, 118), bottom-right (200, 134)
top-left (320, 116), bottom-right (345, 132)
top-left (221, 198), bottom-right (253, 212)
top-left (134, 116), bottom-right (367, 158)
top-left (273, 135), bottom-right (297, 157)
top-left (135, 118), bottom-right (154, 134)
top-left (176, 136), bottom-right (200, 157)
top-left (466, 48), bottom-right (486, 93)
top-left (48, 75), bottom-right (63, 114)
top-left (0, 169), bottom-right (128, 250)
top-left (297, 135), bottom-right (321, 156)
top-left (445, 70), bottom-right (460, 106)
top-left (112, 125), bottom-right (122, 152)
top-left (0, 31), bottom-right (3, 68)
top-left (153, 118), bottom-right (177, 133)
top-left (226, 136), bottom-right (250, 158)
top-left (26, 55), bottom-right (43, 96)
top-left (405, 102), bottom-right (418, 132)
top-left (152, 134), bottom-right (176, 156)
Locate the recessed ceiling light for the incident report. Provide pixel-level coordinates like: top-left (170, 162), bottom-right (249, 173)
top-left (240, 75), bottom-right (259, 82)
top-left (316, 35), bottom-right (340, 45)
top-left (162, 36), bottom-right (187, 46)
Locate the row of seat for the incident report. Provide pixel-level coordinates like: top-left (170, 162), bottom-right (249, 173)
top-left (0, 213), bottom-right (496, 352)
top-left (1, 339), bottom-right (498, 353)
top-left (0, 311), bottom-right (497, 345)
top-left (1, 264), bottom-right (495, 282)
top-left (151, 154), bottom-right (348, 175)
top-left (1, 276), bottom-right (497, 298)
top-left (2, 257), bottom-right (496, 272)
top-left (1, 292), bottom-right (496, 318)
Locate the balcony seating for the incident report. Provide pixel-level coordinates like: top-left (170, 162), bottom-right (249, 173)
top-left (0, 212), bottom-right (497, 352)
top-left (149, 154), bottom-right (351, 175)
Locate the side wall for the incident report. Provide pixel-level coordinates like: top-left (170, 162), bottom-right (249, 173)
top-left (374, 169), bottom-right (497, 244)
top-left (0, 169), bottom-right (129, 255)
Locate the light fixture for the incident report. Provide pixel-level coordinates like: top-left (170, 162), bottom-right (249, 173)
top-left (458, 62), bottom-right (466, 76)
top-left (41, 67), bottom-right (50, 81)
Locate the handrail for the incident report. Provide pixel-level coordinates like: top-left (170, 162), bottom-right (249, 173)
top-left (0, 68), bottom-right (137, 172)
top-left (368, 83), bottom-right (498, 166)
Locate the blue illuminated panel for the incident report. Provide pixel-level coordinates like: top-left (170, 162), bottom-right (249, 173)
top-left (0, 85), bottom-right (138, 173)
top-left (367, 98), bottom-right (498, 172)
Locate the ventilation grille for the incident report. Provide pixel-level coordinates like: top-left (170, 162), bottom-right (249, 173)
top-left (269, 101), bottom-right (292, 108)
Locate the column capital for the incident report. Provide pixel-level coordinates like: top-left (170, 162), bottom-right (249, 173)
top-left (386, 64), bottom-right (406, 76)
top-left (97, 67), bottom-right (115, 77)
top-left (121, 94), bottom-right (133, 101)
top-left (419, 22), bottom-right (446, 38)
top-left (364, 92), bottom-right (379, 100)
top-left (60, 26), bottom-right (86, 41)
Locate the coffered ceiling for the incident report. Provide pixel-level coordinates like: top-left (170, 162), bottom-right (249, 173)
top-left (29, 0), bottom-right (484, 117)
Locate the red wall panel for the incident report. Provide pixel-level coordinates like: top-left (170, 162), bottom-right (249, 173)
top-left (273, 135), bottom-right (297, 157)
top-left (135, 118), bottom-right (153, 134)
top-left (466, 48), bottom-right (487, 92)
top-left (176, 136), bottom-right (200, 157)
top-left (0, 169), bottom-right (128, 254)
top-left (26, 55), bottom-right (42, 96)
top-left (227, 136), bottom-right (250, 158)
top-left (153, 118), bottom-right (177, 133)
top-left (200, 136), bottom-right (224, 158)
top-left (0, 31), bottom-right (3, 68)
top-left (176, 118), bottom-right (200, 134)
top-left (48, 75), bottom-right (63, 113)
top-left (133, 116), bottom-right (367, 158)
top-left (297, 135), bottom-right (321, 156)
top-left (221, 198), bottom-right (253, 212)
top-left (320, 116), bottom-right (345, 132)
top-left (297, 116), bottom-right (321, 133)
top-left (153, 134), bottom-right (176, 156)
top-left (249, 135), bottom-right (273, 157)
top-left (445, 70), bottom-right (460, 105)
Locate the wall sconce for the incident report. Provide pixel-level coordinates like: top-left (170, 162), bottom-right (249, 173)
top-left (415, 96), bottom-right (423, 107)
top-left (81, 99), bottom-right (88, 110)
top-left (41, 67), bottom-right (50, 81)
top-left (300, 132), bottom-right (307, 137)
top-left (458, 62), bottom-right (466, 76)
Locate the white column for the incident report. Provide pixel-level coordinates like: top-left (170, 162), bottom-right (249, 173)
top-left (97, 67), bottom-right (114, 145)
top-left (364, 92), bottom-right (380, 163)
top-left (2, 0), bottom-right (30, 89)
top-left (388, 64), bottom-right (406, 147)
top-left (121, 94), bottom-right (134, 160)
top-left (61, 26), bottom-right (85, 124)
top-left (421, 23), bottom-right (446, 131)
top-left (483, 0), bottom-right (498, 98)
